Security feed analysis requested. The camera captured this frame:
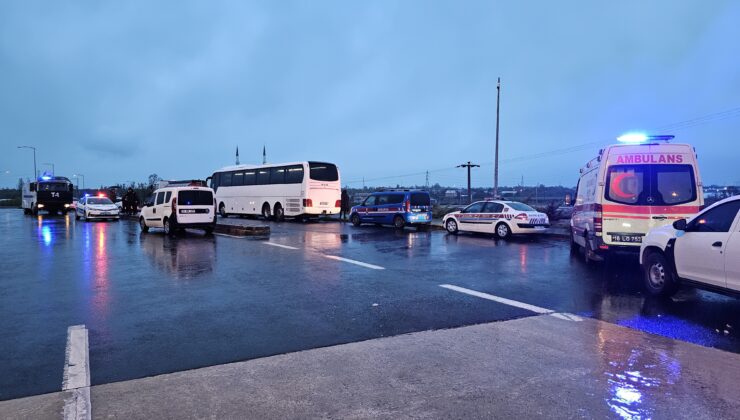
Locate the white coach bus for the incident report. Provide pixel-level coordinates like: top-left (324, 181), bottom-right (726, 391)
top-left (208, 161), bottom-right (341, 220)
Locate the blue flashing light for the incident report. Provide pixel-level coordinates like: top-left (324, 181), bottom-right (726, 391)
top-left (40, 175), bottom-right (52, 181)
top-left (617, 133), bottom-right (648, 144)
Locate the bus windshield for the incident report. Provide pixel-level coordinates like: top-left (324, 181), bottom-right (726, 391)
top-left (605, 164), bottom-right (696, 206)
top-left (308, 162), bottom-right (338, 182)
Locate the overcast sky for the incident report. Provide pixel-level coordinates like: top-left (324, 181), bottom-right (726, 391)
top-left (1, 1), bottom-right (739, 189)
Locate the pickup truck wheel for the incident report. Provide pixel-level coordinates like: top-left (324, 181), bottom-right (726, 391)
top-left (643, 252), bottom-right (678, 297)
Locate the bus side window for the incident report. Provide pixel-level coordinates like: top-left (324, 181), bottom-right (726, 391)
top-left (243, 171), bottom-right (256, 186)
top-left (270, 167), bottom-right (286, 184)
top-left (286, 165), bottom-right (304, 184)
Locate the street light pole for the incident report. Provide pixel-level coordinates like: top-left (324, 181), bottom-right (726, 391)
top-left (43, 162), bottom-right (54, 176)
top-left (494, 77), bottom-right (501, 199)
top-left (17, 146), bottom-right (37, 180)
top-left (74, 174), bottom-right (85, 191)
top-left (457, 161), bottom-right (480, 204)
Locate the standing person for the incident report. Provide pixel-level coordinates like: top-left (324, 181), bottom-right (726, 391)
top-left (340, 189), bottom-right (350, 221)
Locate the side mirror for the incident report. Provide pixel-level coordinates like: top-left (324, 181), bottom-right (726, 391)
top-left (672, 219), bottom-right (687, 231)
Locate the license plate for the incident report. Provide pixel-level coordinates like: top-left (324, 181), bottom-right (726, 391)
top-left (611, 235), bottom-right (642, 243)
top-left (102, 211), bottom-right (111, 215)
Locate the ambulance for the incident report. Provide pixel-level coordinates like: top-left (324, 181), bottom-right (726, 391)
top-left (571, 134), bottom-right (703, 262)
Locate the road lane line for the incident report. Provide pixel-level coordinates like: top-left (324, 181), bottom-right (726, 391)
top-left (440, 284), bottom-right (583, 322)
top-left (264, 242), bottom-right (299, 250)
top-left (324, 255), bottom-right (385, 270)
top-left (62, 325), bottom-right (91, 420)
top-left (440, 284), bottom-right (553, 314)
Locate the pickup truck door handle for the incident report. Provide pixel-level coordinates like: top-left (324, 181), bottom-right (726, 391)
top-left (652, 215), bottom-right (667, 220)
top-left (712, 241), bottom-right (723, 247)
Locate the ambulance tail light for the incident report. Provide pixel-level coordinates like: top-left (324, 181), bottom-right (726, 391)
top-left (594, 204), bottom-right (603, 233)
top-left (303, 199), bottom-right (313, 207)
top-left (515, 213), bottom-right (528, 221)
top-left (405, 200), bottom-right (411, 212)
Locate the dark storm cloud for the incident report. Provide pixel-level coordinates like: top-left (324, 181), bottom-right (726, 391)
top-left (1, 1), bottom-right (739, 188)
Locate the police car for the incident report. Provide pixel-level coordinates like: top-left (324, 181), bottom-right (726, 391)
top-left (75, 194), bottom-right (120, 221)
top-left (443, 200), bottom-right (549, 239)
top-left (349, 190), bottom-right (432, 229)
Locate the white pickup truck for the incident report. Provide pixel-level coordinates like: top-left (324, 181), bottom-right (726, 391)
top-left (640, 196), bottom-right (740, 297)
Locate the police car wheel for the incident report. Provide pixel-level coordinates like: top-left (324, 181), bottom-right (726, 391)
top-left (643, 251), bottom-right (678, 297)
top-left (393, 215), bottom-right (405, 229)
top-left (445, 219), bottom-right (458, 234)
top-left (350, 213), bottom-right (361, 226)
top-left (495, 223), bottom-right (511, 239)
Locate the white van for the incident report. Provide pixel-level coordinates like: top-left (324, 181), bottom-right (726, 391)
top-left (571, 134), bottom-right (703, 261)
top-left (139, 181), bottom-right (216, 235)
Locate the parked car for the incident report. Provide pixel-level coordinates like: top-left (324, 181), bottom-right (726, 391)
top-left (349, 190), bottom-right (432, 229)
top-left (139, 181), bottom-right (216, 235)
top-left (443, 200), bottom-right (549, 239)
top-left (640, 195), bottom-right (740, 297)
top-left (75, 194), bottom-right (120, 221)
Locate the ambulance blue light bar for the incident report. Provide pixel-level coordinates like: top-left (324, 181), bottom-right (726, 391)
top-left (617, 133), bottom-right (675, 144)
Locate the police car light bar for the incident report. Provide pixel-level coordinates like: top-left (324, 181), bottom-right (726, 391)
top-left (617, 133), bottom-right (674, 144)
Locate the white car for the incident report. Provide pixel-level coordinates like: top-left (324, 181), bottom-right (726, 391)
top-left (139, 182), bottom-right (216, 235)
top-left (640, 196), bottom-right (740, 297)
top-left (443, 200), bottom-right (549, 239)
top-left (75, 195), bottom-right (120, 221)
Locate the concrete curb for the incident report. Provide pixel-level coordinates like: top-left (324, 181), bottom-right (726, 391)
top-left (215, 223), bottom-right (270, 237)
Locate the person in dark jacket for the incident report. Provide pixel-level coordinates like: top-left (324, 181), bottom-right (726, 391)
top-left (340, 189), bottom-right (351, 220)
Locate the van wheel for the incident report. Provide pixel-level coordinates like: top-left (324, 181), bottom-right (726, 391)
top-left (495, 222), bottom-right (511, 239)
top-left (274, 203), bottom-right (284, 222)
top-left (219, 203), bottom-right (228, 218)
top-left (350, 213), bottom-right (361, 226)
top-left (163, 218), bottom-right (175, 236)
top-left (643, 251), bottom-right (678, 297)
top-left (139, 217), bottom-right (149, 232)
top-left (262, 203), bottom-right (272, 220)
top-left (393, 215), bottom-right (405, 229)
top-left (446, 219), bottom-right (458, 234)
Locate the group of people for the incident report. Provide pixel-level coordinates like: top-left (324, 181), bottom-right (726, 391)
top-left (121, 188), bottom-right (140, 215)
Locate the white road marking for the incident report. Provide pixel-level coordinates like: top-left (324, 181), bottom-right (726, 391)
top-left (439, 284), bottom-right (582, 321)
top-left (62, 325), bottom-right (91, 420)
top-left (264, 242), bottom-right (299, 250)
top-left (214, 233), bottom-right (249, 239)
top-left (324, 255), bottom-right (385, 270)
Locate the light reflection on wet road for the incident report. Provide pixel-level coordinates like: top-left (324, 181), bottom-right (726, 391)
top-left (0, 209), bottom-right (738, 403)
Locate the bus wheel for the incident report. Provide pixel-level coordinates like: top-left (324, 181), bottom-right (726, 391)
top-left (262, 203), bottom-right (272, 220)
top-left (274, 203), bottom-right (284, 222)
top-left (219, 203), bottom-right (228, 218)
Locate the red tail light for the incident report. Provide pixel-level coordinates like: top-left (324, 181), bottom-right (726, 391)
top-left (405, 200), bottom-right (411, 212)
top-left (172, 197), bottom-right (177, 213)
top-left (335, 200), bottom-right (342, 208)
top-left (303, 198), bottom-right (313, 207)
top-left (594, 203), bottom-right (603, 233)
top-left (515, 213), bottom-right (528, 220)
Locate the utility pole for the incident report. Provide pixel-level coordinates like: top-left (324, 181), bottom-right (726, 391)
top-left (425, 170), bottom-right (429, 189)
top-left (457, 161), bottom-right (480, 204)
top-left (494, 77), bottom-right (501, 199)
top-left (17, 145), bottom-right (37, 180)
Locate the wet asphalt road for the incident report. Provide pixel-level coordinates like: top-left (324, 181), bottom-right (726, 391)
top-left (0, 208), bottom-right (738, 401)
